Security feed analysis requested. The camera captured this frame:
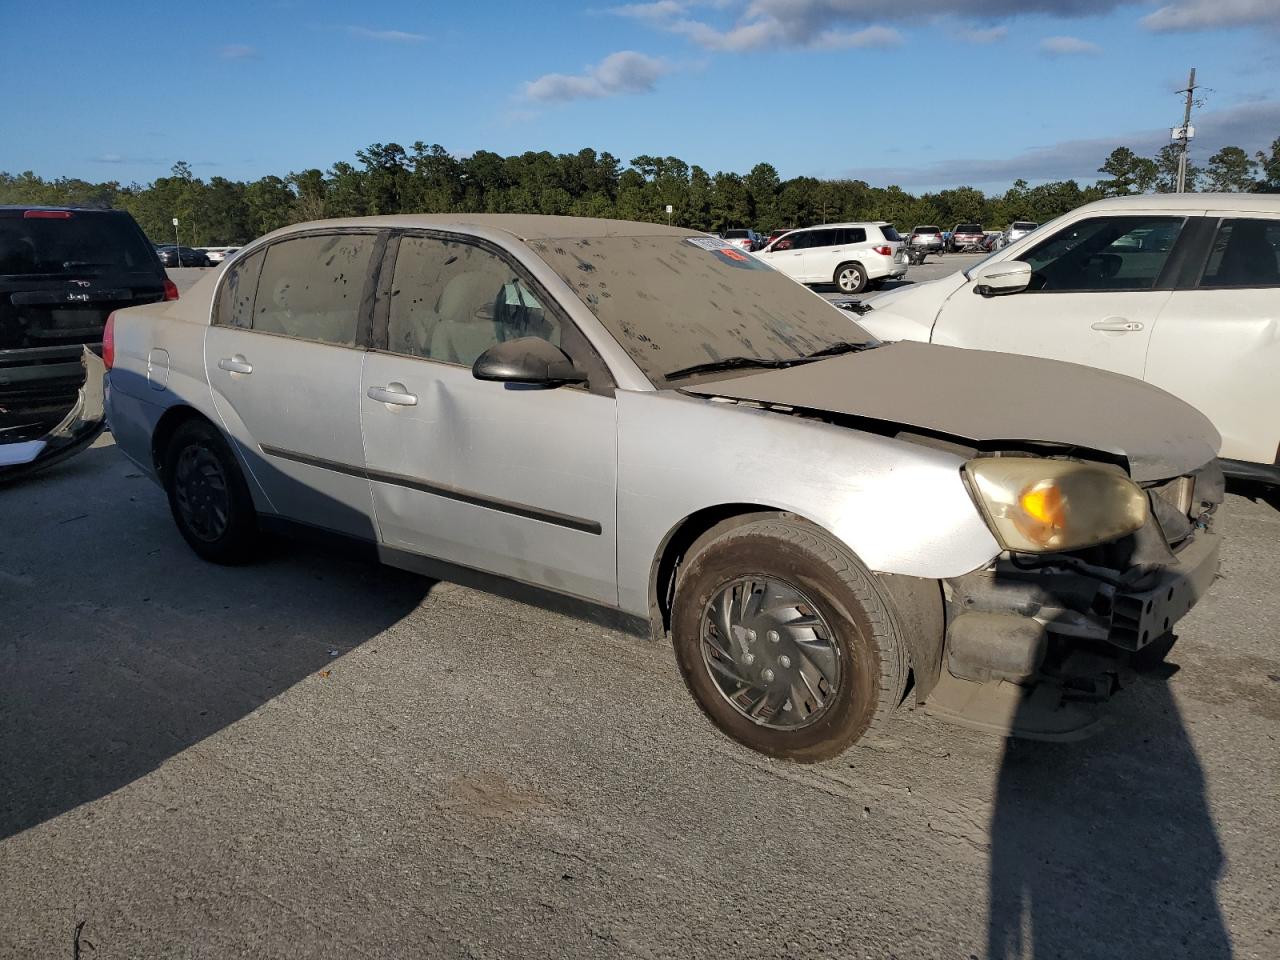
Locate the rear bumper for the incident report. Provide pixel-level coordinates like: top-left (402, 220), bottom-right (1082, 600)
top-left (0, 347), bottom-right (106, 482)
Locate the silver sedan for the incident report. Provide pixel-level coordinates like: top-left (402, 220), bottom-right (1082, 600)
top-left (104, 215), bottom-right (1222, 761)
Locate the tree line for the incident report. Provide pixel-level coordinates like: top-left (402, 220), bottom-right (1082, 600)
top-left (3, 136), bottom-right (1277, 247)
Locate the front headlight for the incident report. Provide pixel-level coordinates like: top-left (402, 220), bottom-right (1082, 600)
top-left (964, 458), bottom-right (1148, 553)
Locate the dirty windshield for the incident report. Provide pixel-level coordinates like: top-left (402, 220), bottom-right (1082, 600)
top-left (527, 235), bottom-right (871, 385)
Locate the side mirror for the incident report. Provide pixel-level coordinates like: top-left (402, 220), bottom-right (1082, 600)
top-left (472, 337), bottom-right (586, 386)
top-left (971, 259), bottom-right (1032, 297)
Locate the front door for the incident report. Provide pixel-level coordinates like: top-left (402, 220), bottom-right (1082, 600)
top-left (931, 214), bottom-right (1187, 379)
top-left (205, 231), bottom-right (381, 539)
top-left (359, 232), bottom-right (618, 604)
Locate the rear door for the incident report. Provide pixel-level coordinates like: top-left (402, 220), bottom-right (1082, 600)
top-left (205, 230), bottom-right (383, 539)
top-left (931, 213), bottom-right (1190, 378)
top-left (359, 232), bottom-right (618, 604)
top-left (1146, 213), bottom-right (1280, 463)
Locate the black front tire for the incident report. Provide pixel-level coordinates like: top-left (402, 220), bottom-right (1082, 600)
top-left (671, 517), bottom-right (908, 762)
top-left (163, 418), bottom-right (259, 564)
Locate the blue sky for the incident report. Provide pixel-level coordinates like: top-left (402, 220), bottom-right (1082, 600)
top-left (3, 0), bottom-right (1278, 192)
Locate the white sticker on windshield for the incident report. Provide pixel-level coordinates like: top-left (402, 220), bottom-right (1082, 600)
top-left (684, 236), bottom-right (735, 251)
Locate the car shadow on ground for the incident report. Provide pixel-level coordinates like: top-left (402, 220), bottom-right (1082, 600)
top-left (1226, 478), bottom-right (1280, 514)
top-left (986, 660), bottom-right (1232, 959)
top-left (0, 442), bottom-right (434, 841)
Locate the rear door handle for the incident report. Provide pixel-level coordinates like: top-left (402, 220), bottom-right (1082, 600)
top-left (367, 383), bottom-right (418, 407)
top-left (217, 355), bottom-right (253, 374)
top-left (1091, 318), bottom-right (1144, 332)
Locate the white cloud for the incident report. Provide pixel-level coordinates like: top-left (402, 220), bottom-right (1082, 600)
top-left (958, 25), bottom-right (1008, 43)
top-left (524, 51), bottom-right (672, 103)
top-left (1142, 0), bottom-right (1280, 31)
top-left (345, 26), bottom-right (426, 42)
top-left (93, 153), bottom-right (124, 163)
top-left (1040, 35), bottom-right (1102, 56)
top-left (218, 44), bottom-right (258, 59)
top-left (850, 98), bottom-right (1280, 190)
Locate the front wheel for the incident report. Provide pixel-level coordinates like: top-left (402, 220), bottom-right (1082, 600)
top-left (834, 262), bottom-right (868, 294)
top-left (671, 518), bottom-right (908, 762)
top-left (163, 418), bottom-right (259, 564)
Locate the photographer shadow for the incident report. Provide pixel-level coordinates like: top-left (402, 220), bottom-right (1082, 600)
top-left (986, 659), bottom-right (1232, 959)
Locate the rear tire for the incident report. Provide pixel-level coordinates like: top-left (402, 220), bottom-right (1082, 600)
top-left (834, 262), bottom-right (868, 294)
top-left (163, 418), bottom-right (259, 564)
top-left (671, 517), bottom-right (907, 762)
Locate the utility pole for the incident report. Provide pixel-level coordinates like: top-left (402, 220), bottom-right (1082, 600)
top-left (1175, 67), bottom-right (1197, 194)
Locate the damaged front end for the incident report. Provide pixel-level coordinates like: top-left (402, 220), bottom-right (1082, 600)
top-left (0, 346), bottom-right (106, 482)
top-left (927, 460), bottom-right (1223, 740)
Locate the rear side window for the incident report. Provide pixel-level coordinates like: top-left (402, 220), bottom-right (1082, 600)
top-left (1199, 218), bottom-right (1280, 288)
top-left (0, 211), bottom-right (157, 277)
top-left (215, 249), bottom-right (264, 329)
top-left (835, 228), bottom-right (867, 245)
top-left (1021, 216), bottom-right (1184, 292)
top-left (251, 233), bottom-right (377, 346)
top-left (808, 229), bottom-right (838, 248)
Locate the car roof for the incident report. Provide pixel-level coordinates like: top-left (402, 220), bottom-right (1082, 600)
top-left (791, 221), bottom-right (890, 230)
top-left (1075, 193), bottom-right (1280, 213)
top-left (0, 204), bottom-right (124, 215)
top-left (256, 214), bottom-right (699, 243)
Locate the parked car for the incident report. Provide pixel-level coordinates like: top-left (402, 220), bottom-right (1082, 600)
top-left (201, 246), bottom-right (240, 264)
top-left (0, 205), bottom-right (175, 480)
top-left (950, 223), bottom-right (987, 253)
top-left (857, 193), bottom-right (1280, 484)
top-left (105, 214), bottom-right (1222, 760)
top-left (156, 245), bottom-right (211, 268)
top-left (1004, 221), bottom-right (1039, 245)
top-left (721, 228), bottom-right (761, 252)
top-left (909, 225), bottom-right (945, 253)
top-left (756, 222), bottom-right (906, 293)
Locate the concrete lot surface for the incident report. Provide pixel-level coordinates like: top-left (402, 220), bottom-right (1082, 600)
top-left (2, 426), bottom-right (1278, 958)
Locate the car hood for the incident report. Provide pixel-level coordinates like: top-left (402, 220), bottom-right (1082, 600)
top-left (683, 341), bottom-right (1220, 482)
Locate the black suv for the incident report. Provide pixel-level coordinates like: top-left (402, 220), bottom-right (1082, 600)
top-left (0, 206), bottom-right (173, 478)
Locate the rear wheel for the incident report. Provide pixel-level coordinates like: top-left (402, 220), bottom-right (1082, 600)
top-left (671, 518), bottom-right (907, 762)
top-left (834, 262), bottom-right (868, 294)
top-left (163, 418), bottom-right (259, 564)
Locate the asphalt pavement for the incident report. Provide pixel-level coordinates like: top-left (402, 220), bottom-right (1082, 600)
top-left (1, 257), bottom-right (1277, 960)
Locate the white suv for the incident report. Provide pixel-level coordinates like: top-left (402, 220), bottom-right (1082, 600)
top-left (857, 193), bottom-right (1280, 482)
top-left (757, 222), bottom-right (907, 294)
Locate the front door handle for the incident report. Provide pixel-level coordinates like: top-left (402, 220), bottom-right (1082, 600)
top-left (217, 355), bottom-right (253, 374)
top-left (367, 383), bottom-right (418, 407)
top-left (1091, 318), bottom-right (1144, 332)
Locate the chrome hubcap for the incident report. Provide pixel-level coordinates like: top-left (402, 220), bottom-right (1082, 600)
top-left (174, 443), bottom-right (230, 542)
top-left (700, 577), bottom-right (841, 730)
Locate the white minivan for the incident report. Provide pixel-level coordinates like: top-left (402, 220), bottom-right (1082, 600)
top-left (856, 194), bottom-right (1280, 483)
top-left (757, 222), bottom-right (907, 294)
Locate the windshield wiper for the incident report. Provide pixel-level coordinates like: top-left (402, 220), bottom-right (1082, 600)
top-left (664, 356), bottom-right (798, 381)
top-left (801, 340), bottom-right (880, 360)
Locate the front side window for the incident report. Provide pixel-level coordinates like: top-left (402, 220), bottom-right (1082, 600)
top-left (1199, 218), bottom-right (1280, 288)
top-left (1020, 216), bottom-right (1184, 292)
top-left (252, 233), bottom-right (377, 345)
top-left (773, 230), bottom-right (812, 251)
top-left (386, 235), bottom-right (560, 367)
